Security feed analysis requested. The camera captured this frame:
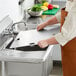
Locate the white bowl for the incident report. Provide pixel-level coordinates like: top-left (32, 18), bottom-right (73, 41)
top-left (27, 9), bottom-right (43, 17)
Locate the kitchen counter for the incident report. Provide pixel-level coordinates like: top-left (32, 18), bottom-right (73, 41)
top-left (0, 13), bottom-right (60, 61)
top-left (0, 26), bottom-right (58, 62)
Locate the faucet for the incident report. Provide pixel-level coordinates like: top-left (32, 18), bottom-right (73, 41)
top-left (18, 0), bottom-right (25, 5)
top-left (2, 21), bottom-right (26, 38)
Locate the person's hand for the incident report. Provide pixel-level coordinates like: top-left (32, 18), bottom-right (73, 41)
top-left (37, 23), bottom-right (46, 31)
top-left (38, 40), bottom-right (49, 48)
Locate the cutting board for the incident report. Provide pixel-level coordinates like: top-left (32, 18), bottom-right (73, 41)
top-left (42, 8), bottom-right (60, 15)
top-left (36, 4), bottom-right (60, 15)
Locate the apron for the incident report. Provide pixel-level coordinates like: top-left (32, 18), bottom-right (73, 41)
top-left (61, 8), bottom-right (76, 76)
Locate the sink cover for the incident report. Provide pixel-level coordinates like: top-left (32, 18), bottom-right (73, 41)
top-left (6, 29), bottom-right (53, 51)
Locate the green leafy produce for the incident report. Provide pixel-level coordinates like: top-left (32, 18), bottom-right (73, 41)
top-left (31, 5), bottom-right (42, 12)
top-left (42, 0), bottom-right (46, 4)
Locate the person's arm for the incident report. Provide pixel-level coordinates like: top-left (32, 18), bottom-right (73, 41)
top-left (46, 37), bottom-right (58, 45)
top-left (45, 16), bottom-right (59, 26)
top-left (37, 12), bottom-right (61, 31)
top-left (46, 11), bottom-right (61, 26)
top-left (38, 37), bottom-right (58, 48)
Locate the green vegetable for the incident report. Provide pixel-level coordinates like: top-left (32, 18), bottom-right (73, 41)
top-left (31, 5), bottom-right (42, 12)
top-left (42, 0), bottom-right (46, 4)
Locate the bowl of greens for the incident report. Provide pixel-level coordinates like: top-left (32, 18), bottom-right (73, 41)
top-left (27, 5), bottom-right (43, 17)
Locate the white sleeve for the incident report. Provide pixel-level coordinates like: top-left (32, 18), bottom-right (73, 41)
top-left (55, 11), bottom-right (61, 23)
top-left (54, 8), bottom-right (76, 46)
top-left (55, 0), bottom-right (72, 23)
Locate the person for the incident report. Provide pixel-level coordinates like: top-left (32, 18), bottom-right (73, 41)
top-left (37, 0), bottom-right (76, 76)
